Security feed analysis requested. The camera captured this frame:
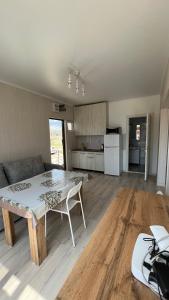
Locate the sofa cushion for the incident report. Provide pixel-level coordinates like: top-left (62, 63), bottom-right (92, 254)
top-left (3, 155), bottom-right (45, 184)
top-left (3, 158), bottom-right (34, 184)
top-left (44, 162), bottom-right (62, 171)
top-left (32, 155), bottom-right (45, 176)
top-left (0, 163), bottom-right (8, 188)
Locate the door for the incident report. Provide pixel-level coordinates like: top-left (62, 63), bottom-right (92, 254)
top-left (129, 149), bottom-right (140, 164)
top-left (49, 119), bottom-right (66, 169)
top-left (144, 114), bottom-right (150, 181)
top-left (127, 115), bottom-right (150, 177)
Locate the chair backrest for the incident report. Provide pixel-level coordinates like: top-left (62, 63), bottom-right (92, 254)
top-left (66, 181), bottom-right (82, 201)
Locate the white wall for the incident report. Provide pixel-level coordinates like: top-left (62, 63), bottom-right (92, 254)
top-left (108, 95), bottom-right (160, 175)
top-left (0, 83), bottom-right (73, 164)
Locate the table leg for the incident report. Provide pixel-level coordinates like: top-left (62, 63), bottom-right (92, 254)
top-left (2, 208), bottom-right (15, 246)
top-left (27, 216), bottom-right (47, 265)
top-left (80, 185), bottom-right (84, 207)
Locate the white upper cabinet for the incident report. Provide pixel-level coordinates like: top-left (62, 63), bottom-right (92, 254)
top-left (74, 102), bottom-right (107, 136)
top-left (74, 106), bottom-right (86, 136)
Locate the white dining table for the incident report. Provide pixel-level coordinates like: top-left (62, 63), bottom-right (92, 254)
top-left (0, 169), bottom-right (88, 265)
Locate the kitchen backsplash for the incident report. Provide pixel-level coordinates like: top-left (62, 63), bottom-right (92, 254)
top-left (76, 136), bottom-right (104, 150)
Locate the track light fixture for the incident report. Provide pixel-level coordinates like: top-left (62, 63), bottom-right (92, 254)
top-left (67, 69), bottom-right (85, 96)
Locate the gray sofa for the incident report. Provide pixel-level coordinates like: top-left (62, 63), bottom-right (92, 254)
top-left (0, 155), bottom-right (61, 230)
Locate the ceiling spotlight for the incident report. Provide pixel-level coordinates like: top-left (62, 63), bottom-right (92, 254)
top-left (76, 78), bottom-right (79, 94)
top-left (68, 72), bottom-right (72, 88)
top-left (67, 69), bottom-right (85, 95)
top-left (82, 84), bottom-right (85, 96)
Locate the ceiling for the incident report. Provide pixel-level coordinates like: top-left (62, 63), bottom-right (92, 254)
top-left (0, 0), bottom-right (169, 105)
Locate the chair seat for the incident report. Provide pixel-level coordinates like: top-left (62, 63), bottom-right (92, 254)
top-left (51, 198), bottom-right (79, 214)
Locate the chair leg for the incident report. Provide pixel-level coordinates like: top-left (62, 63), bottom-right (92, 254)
top-left (67, 212), bottom-right (75, 247)
top-left (79, 193), bottom-right (86, 229)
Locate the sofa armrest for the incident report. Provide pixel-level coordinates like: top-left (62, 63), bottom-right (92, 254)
top-left (44, 162), bottom-right (63, 171)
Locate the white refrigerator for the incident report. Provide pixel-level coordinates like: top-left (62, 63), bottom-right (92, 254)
top-left (104, 134), bottom-right (121, 176)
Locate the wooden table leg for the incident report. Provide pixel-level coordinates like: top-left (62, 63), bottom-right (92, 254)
top-left (2, 208), bottom-right (15, 246)
top-left (80, 185), bottom-right (84, 207)
top-left (27, 216), bottom-right (47, 265)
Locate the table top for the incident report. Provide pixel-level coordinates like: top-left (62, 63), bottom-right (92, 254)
top-left (0, 169), bottom-right (88, 222)
top-left (57, 188), bottom-right (169, 300)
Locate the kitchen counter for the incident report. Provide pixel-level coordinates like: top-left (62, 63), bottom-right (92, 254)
top-left (72, 150), bottom-right (104, 171)
top-left (72, 149), bottom-right (104, 153)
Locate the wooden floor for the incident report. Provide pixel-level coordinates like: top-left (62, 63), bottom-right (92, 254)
top-left (0, 172), bottom-right (159, 300)
top-left (58, 188), bottom-right (169, 300)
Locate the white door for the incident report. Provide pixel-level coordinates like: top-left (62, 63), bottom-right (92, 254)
top-left (144, 114), bottom-right (150, 181)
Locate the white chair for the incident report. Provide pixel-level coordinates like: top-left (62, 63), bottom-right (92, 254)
top-left (45, 181), bottom-right (86, 247)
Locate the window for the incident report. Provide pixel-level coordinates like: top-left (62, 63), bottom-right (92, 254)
top-left (136, 125), bottom-right (140, 141)
top-left (49, 119), bottom-right (66, 169)
top-left (67, 122), bottom-right (73, 131)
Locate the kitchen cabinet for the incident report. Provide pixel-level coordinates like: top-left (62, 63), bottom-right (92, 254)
top-left (72, 152), bottom-right (80, 168)
top-left (74, 102), bottom-right (107, 136)
top-left (95, 153), bottom-right (104, 171)
top-left (90, 103), bottom-right (107, 135)
top-left (79, 153), bottom-right (87, 169)
top-left (86, 154), bottom-right (95, 171)
top-left (74, 106), bottom-right (86, 136)
top-left (72, 151), bottom-right (104, 172)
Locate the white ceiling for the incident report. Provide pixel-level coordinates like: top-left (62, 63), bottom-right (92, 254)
top-left (0, 0), bottom-right (169, 105)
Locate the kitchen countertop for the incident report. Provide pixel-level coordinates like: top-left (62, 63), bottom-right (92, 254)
top-left (72, 149), bottom-right (104, 153)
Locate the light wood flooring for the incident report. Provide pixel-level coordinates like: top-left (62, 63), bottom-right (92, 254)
top-left (0, 172), bottom-right (159, 300)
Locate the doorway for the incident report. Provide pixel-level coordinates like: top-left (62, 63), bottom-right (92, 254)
top-left (49, 119), bottom-right (66, 169)
top-left (127, 115), bottom-right (150, 180)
